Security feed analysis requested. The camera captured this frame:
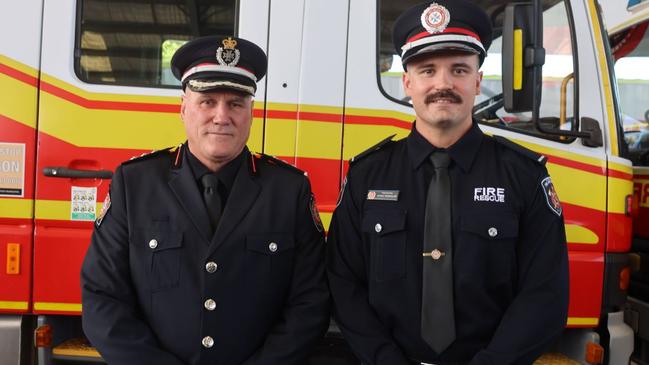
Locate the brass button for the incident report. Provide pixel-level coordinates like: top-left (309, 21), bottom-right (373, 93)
top-left (268, 242), bottom-right (278, 252)
top-left (488, 227), bottom-right (498, 237)
top-left (204, 299), bottom-right (216, 311)
top-left (205, 261), bottom-right (218, 273)
top-left (201, 336), bottom-right (214, 348)
top-left (148, 239), bottom-right (158, 249)
top-left (375, 223), bottom-right (382, 233)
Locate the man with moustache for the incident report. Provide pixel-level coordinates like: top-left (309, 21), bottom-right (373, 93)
top-left (81, 35), bottom-right (329, 365)
top-left (327, 1), bottom-right (569, 364)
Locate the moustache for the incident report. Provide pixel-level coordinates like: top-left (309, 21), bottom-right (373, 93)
top-left (425, 90), bottom-right (462, 104)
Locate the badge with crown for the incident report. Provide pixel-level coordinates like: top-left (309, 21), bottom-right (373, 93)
top-left (216, 37), bottom-right (240, 66)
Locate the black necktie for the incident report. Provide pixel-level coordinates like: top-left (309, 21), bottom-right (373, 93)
top-left (201, 174), bottom-right (222, 233)
top-left (421, 151), bottom-right (455, 353)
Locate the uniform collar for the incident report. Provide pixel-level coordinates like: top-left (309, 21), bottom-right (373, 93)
top-left (407, 121), bottom-right (484, 172)
top-left (185, 143), bottom-right (247, 193)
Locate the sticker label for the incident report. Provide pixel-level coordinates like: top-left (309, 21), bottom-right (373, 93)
top-left (71, 186), bottom-right (97, 221)
top-left (367, 190), bottom-right (399, 201)
top-left (0, 143), bottom-right (26, 197)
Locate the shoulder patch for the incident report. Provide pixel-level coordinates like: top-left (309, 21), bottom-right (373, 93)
top-left (122, 146), bottom-right (178, 166)
top-left (254, 153), bottom-right (306, 176)
top-left (492, 135), bottom-right (547, 165)
top-left (541, 176), bottom-right (562, 216)
top-left (350, 134), bottom-right (396, 165)
top-left (310, 194), bottom-right (324, 232)
top-left (95, 191), bottom-right (111, 228)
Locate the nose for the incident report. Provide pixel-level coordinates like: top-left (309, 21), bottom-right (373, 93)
top-left (211, 102), bottom-right (231, 125)
top-left (432, 69), bottom-right (453, 90)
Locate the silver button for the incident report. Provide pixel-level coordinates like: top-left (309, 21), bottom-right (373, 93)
top-left (201, 336), bottom-right (214, 348)
top-left (148, 239), bottom-right (158, 249)
top-left (205, 261), bottom-right (218, 273)
top-left (204, 299), bottom-right (216, 311)
top-left (268, 242), bottom-right (278, 252)
top-left (431, 249), bottom-right (443, 260)
top-left (375, 223), bottom-right (382, 233)
top-left (488, 227), bottom-right (498, 237)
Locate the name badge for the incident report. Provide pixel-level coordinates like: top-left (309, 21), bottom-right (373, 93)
top-left (367, 190), bottom-right (399, 201)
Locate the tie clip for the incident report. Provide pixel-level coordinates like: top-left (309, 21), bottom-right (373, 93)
top-left (423, 249), bottom-right (445, 260)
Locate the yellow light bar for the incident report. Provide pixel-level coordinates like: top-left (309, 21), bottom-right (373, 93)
top-left (6, 243), bottom-right (20, 275)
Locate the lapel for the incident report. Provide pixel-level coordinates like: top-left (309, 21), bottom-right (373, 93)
top-left (207, 151), bottom-right (261, 256)
top-left (168, 154), bottom-right (213, 244)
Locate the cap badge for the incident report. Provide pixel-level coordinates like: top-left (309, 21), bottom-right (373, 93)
top-left (216, 37), bottom-right (240, 67)
top-left (421, 3), bottom-right (450, 34)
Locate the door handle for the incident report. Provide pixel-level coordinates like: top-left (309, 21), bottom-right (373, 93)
top-left (42, 167), bottom-right (113, 179)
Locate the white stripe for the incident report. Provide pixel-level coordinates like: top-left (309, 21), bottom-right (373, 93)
top-left (401, 34), bottom-right (485, 56)
top-left (181, 64), bottom-right (257, 83)
top-left (187, 80), bottom-right (255, 95)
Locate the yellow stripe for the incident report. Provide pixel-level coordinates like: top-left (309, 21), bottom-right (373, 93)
top-left (0, 198), bottom-right (33, 219)
top-left (34, 302), bottom-right (82, 312)
top-left (567, 317), bottom-right (598, 326)
top-left (0, 73), bottom-right (38, 128)
top-left (565, 224), bottom-right (599, 245)
top-left (0, 55), bottom-right (39, 76)
top-left (547, 163), bottom-right (606, 211)
top-left (296, 120), bottom-right (342, 159)
top-left (609, 161), bottom-right (633, 176)
top-left (609, 176), bottom-right (634, 214)
top-left (0, 300), bottom-right (29, 310)
top-left (265, 118), bottom-right (297, 157)
top-left (343, 124), bottom-right (410, 159)
top-left (587, 0), bottom-right (618, 156)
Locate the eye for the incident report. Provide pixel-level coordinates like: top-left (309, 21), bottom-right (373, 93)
top-left (453, 68), bottom-right (469, 75)
top-left (200, 99), bottom-right (213, 106)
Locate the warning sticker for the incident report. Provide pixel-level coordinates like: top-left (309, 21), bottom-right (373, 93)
top-left (71, 186), bottom-right (97, 221)
top-left (0, 143), bottom-right (26, 197)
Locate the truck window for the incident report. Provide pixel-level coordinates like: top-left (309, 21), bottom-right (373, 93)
top-left (378, 0), bottom-right (578, 141)
top-left (612, 22), bottom-right (649, 166)
top-left (75, 0), bottom-right (237, 87)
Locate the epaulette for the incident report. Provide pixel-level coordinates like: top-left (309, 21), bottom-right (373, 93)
top-left (350, 134), bottom-right (396, 165)
top-left (122, 145), bottom-right (179, 166)
top-left (492, 135), bottom-right (547, 165)
top-left (253, 153), bottom-right (306, 176)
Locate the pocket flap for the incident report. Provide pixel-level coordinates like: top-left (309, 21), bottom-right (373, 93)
top-left (146, 231), bottom-right (183, 252)
top-left (247, 233), bottom-right (295, 255)
top-left (461, 214), bottom-right (518, 239)
top-left (362, 208), bottom-right (407, 235)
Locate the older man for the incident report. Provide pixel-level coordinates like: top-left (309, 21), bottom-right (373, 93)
top-left (81, 35), bottom-right (330, 365)
top-left (327, 1), bottom-right (569, 364)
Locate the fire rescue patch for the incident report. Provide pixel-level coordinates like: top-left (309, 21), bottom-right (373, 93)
top-left (216, 37), bottom-right (240, 67)
top-left (541, 176), bottom-right (562, 216)
top-left (310, 194), bottom-right (324, 233)
top-left (366, 190), bottom-right (399, 201)
top-left (95, 192), bottom-right (111, 227)
top-left (474, 187), bottom-right (505, 203)
top-left (421, 3), bottom-right (450, 34)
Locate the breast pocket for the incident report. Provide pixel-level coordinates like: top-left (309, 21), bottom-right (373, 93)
top-left (143, 231), bottom-right (184, 291)
top-left (362, 208), bottom-right (407, 282)
top-left (458, 213), bottom-right (519, 285)
top-left (246, 233), bottom-right (295, 278)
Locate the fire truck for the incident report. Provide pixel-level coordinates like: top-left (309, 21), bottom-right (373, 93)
top-left (0, 0), bottom-right (642, 363)
top-left (600, 1), bottom-right (649, 363)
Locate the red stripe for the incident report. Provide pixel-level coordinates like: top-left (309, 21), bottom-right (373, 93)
top-left (608, 168), bottom-right (633, 180)
top-left (635, 174), bottom-right (649, 180)
top-left (345, 114), bottom-right (413, 130)
top-left (0, 62), bottom-right (38, 87)
top-left (406, 27), bottom-right (481, 45)
top-left (545, 154), bottom-right (605, 175)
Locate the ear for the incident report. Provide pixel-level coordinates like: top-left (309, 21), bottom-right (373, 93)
top-left (475, 71), bottom-right (483, 96)
top-left (180, 94), bottom-right (187, 121)
top-left (402, 71), bottom-right (413, 97)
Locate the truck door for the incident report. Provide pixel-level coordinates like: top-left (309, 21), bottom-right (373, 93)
top-left (0, 0), bottom-right (43, 320)
top-left (32, 0), bottom-right (268, 316)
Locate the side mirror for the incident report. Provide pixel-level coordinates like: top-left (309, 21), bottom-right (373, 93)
top-left (502, 2), bottom-right (544, 113)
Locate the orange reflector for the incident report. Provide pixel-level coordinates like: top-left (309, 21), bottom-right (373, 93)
top-left (585, 342), bottom-right (604, 364)
top-left (6, 243), bottom-right (20, 275)
top-left (620, 266), bottom-right (631, 291)
top-left (34, 324), bottom-right (53, 348)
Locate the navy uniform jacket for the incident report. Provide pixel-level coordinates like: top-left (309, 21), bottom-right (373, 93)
top-left (327, 123), bottom-right (569, 365)
top-left (81, 144), bottom-right (330, 365)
